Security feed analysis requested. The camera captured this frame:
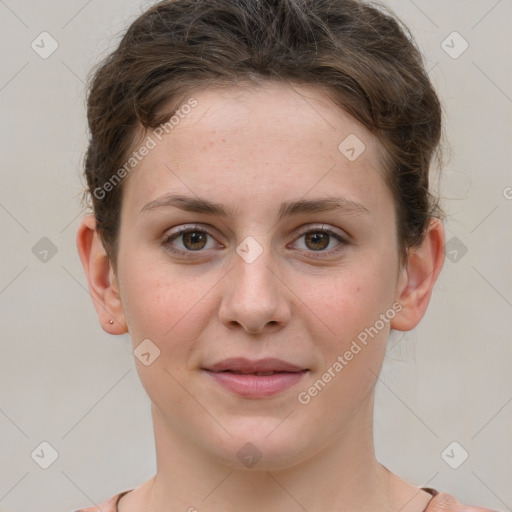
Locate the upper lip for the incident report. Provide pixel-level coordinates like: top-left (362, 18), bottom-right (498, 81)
top-left (204, 357), bottom-right (307, 373)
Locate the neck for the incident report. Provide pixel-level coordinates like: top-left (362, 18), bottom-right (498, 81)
top-left (139, 396), bottom-right (410, 512)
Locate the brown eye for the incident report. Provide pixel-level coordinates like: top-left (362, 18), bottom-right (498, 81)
top-left (304, 232), bottom-right (330, 251)
top-left (181, 231), bottom-right (208, 250)
top-left (163, 226), bottom-right (219, 256)
top-left (292, 226), bottom-right (349, 260)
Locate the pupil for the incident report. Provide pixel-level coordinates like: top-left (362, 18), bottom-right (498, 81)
top-left (181, 231), bottom-right (330, 251)
top-left (306, 232), bottom-right (328, 251)
top-left (185, 232), bottom-right (206, 250)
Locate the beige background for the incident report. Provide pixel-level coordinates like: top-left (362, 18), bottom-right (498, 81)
top-left (1, 1), bottom-right (511, 511)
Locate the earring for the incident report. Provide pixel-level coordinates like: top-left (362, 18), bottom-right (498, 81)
top-left (109, 319), bottom-right (114, 325)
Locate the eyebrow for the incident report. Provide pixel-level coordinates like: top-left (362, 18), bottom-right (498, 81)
top-left (140, 193), bottom-right (369, 219)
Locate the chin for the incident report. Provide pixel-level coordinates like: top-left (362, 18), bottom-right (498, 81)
top-left (203, 419), bottom-right (311, 471)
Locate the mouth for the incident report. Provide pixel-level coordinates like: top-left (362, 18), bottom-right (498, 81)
top-left (202, 358), bottom-right (309, 397)
top-left (204, 357), bottom-right (307, 374)
top-left (213, 370), bottom-right (297, 376)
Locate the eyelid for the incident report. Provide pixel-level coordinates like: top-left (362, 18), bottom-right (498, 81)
top-left (163, 224), bottom-right (223, 247)
top-left (162, 223), bottom-right (350, 258)
top-left (294, 223), bottom-right (349, 241)
top-left (289, 224), bottom-right (350, 259)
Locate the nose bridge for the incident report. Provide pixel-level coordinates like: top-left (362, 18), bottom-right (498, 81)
top-left (219, 235), bottom-right (290, 332)
top-left (232, 235), bottom-right (277, 302)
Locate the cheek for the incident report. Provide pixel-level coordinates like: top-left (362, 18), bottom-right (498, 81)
top-left (296, 257), bottom-right (396, 340)
top-left (293, 263), bottom-right (396, 420)
top-left (118, 254), bottom-right (217, 346)
top-left (117, 258), bottom-right (214, 400)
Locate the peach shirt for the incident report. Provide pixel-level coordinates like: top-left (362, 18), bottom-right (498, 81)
top-left (73, 487), bottom-right (500, 512)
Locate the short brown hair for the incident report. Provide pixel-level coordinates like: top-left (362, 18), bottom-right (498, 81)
top-left (83, 0), bottom-right (443, 265)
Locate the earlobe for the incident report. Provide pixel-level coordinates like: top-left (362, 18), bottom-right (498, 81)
top-left (390, 218), bottom-right (445, 331)
top-left (76, 215), bottom-right (128, 334)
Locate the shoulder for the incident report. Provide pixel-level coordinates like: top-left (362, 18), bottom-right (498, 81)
top-left (425, 491), bottom-right (501, 512)
top-left (73, 489), bottom-right (133, 512)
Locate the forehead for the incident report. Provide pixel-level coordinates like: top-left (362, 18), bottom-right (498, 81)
top-left (122, 81), bottom-right (392, 220)
top-left (165, 80), bottom-right (376, 153)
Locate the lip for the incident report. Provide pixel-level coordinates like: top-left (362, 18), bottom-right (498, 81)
top-left (202, 358), bottom-right (309, 398)
top-left (204, 357), bottom-right (306, 373)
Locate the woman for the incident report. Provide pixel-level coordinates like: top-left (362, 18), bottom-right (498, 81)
top-left (75, 0), bottom-right (499, 510)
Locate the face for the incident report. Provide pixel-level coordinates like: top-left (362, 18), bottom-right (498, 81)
top-left (113, 81), bottom-right (404, 469)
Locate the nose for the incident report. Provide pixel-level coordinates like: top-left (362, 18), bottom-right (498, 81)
top-left (218, 244), bottom-right (291, 334)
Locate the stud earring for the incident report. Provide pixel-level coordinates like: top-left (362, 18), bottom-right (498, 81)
top-left (109, 319), bottom-right (114, 325)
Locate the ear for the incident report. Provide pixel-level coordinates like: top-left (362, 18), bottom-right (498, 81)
top-left (76, 214), bottom-right (127, 334)
top-left (390, 217), bottom-right (445, 331)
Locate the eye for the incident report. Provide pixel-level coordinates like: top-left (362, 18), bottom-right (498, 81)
top-left (162, 223), bottom-right (350, 260)
top-left (291, 225), bottom-right (349, 259)
top-left (163, 225), bottom-right (220, 255)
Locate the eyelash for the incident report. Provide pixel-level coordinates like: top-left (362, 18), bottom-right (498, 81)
top-left (162, 224), bottom-right (350, 260)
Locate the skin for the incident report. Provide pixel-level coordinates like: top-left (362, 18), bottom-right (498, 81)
top-left (77, 81), bottom-right (445, 512)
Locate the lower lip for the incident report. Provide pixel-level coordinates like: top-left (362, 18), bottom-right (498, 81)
top-left (204, 370), bottom-right (308, 397)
